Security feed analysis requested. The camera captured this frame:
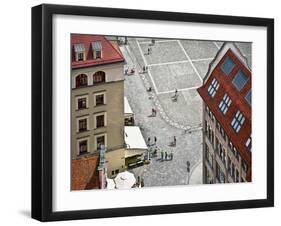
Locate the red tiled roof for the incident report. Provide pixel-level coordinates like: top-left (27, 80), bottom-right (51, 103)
top-left (71, 34), bottom-right (124, 69)
top-left (71, 155), bottom-right (100, 190)
top-left (197, 44), bottom-right (252, 181)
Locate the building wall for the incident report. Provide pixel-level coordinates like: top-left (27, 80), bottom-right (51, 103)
top-left (71, 62), bottom-right (124, 89)
top-left (202, 103), bottom-right (248, 184)
top-left (105, 148), bottom-right (126, 178)
top-left (71, 64), bottom-right (125, 160)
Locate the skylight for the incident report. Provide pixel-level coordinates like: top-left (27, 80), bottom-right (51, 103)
top-left (245, 90), bottom-right (251, 105)
top-left (221, 57), bottom-right (235, 75)
top-left (232, 70), bottom-right (248, 91)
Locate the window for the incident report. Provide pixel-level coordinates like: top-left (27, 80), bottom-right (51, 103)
top-left (95, 94), bottom-right (105, 106)
top-left (208, 78), bottom-right (220, 97)
top-left (245, 90), bottom-right (251, 105)
top-left (235, 169), bottom-right (239, 182)
top-left (78, 97), bottom-right (87, 109)
top-left (221, 57), bottom-right (235, 75)
top-left (205, 145), bottom-right (213, 168)
top-left (91, 41), bottom-right (102, 59)
top-left (204, 120), bottom-right (208, 134)
top-left (231, 110), bottom-right (245, 133)
top-left (115, 169), bottom-right (119, 175)
top-left (219, 93), bottom-right (232, 114)
top-left (79, 140), bottom-right (88, 155)
top-left (78, 118), bottom-right (87, 132)
top-left (96, 135), bottom-right (105, 151)
top-left (96, 114), bottom-right (105, 128)
top-left (232, 70), bottom-right (249, 91)
top-left (242, 160), bottom-right (248, 173)
top-left (78, 52), bottom-right (84, 61)
top-left (74, 43), bottom-right (85, 61)
top-left (216, 164), bottom-right (225, 183)
top-left (75, 74), bottom-right (88, 88)
top-left (93, 71), bottom-right (105, 84)
top-left (95, 50), bottom-right (101, 59)
top-left (245, 135), bottom-right (252, 152)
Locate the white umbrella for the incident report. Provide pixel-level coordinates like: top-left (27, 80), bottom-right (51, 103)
top-left (106, 178), bottom-right (116, 190)
top-left (114, 171), bottom-right (136, 189)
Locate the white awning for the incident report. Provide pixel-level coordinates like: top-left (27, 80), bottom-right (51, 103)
top-left (124, 97), bottom-right (133, 115)
top-left (106, 178), bottom-right (116, 190)
top-left (74, 43), bottom-right (85, 52)
top-left (124, 126), bottom-right (147, 150)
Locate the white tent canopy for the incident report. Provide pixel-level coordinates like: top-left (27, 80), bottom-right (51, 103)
top-left (114, 171), bottom-right (136, 189)
top-left (124, 97), bottom-right (133, 115)
top-left (106, 178), bottom-right (116, 190)
top-left (124, 126), bottom-right (147, 150)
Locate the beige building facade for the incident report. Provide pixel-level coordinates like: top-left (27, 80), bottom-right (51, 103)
top-left (71, 35), bottom-right (127, 183)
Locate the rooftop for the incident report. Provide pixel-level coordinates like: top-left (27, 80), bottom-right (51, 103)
top-left (71, 34), bottom-right (124, 69)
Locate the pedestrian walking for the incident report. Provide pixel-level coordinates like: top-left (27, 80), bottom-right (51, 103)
top-left (141, 178), bottom-right (144, 187)
top-left (170, 152), bottom-right (173, 160)
top-left (173, 136), bottom-right (177, 146)
top-left (124, 68), bottom-right (128, 75)
top-left (165, 152), bottom-right (168, 160)
top-left (161, 151), bottom-right (164, 160)
top-left (154, 136), bottom-right (157, 144)
top-left (143, 65), bottom-right (146, 73)
top-left (147, 137), bottom-right (151, 146)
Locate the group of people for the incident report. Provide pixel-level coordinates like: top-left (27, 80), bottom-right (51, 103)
top-left (124, 67), bottom-right (135, 75)
top-left (146, 136), bottom-right (175, 161)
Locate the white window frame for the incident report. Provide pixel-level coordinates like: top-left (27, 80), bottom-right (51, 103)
top-left (231, 110), bottom-right (245, 133)
top-left (76, 137), bottom-right (90, 156)
top-left (245, 135), bottom-right (252, 152)
top-left (208, 78), bottom-right (220, 98)
top-left (94, 92), bottom-right (106, 106)
top-left (94, 133), bottom-right (107, 151)
top-left (94, 50), bottom-right (102, 59)
top-left (75, 94), bottom-right (89, 110)
top-left (76, 52), bottom-right (85, 61)
top-left (94, 112), bottom-right (107, 129)
top-left (219, 93), bottom-right (232, 114)
top-left (76, 115), bottom-right (89, 133)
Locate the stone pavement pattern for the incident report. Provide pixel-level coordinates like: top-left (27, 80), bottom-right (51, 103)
top-left (121, 38), bottom-right (251, 187)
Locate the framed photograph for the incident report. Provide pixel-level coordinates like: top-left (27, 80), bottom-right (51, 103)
top-left (32, 4), bottom-right (274, 221)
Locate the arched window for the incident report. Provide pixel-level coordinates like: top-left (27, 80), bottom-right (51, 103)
top-left (93, 71), bottom-right (106, 84)
top-left (75, 74), bottom-right (88, 88)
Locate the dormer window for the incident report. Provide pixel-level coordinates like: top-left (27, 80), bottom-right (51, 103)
top-left (74, 43), bottom-right (85, 61)
top-left (91, 41), bottom-right (102, 59)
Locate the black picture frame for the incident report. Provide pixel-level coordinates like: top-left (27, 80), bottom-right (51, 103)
top-left (31, 4), bottom-right (274, 222)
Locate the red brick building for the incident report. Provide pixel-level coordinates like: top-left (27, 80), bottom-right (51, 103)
top-left (197, 42), bottom-right (252, 183)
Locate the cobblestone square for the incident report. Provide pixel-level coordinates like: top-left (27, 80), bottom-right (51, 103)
top-left (180, 40), bottom-right (219, 59)
top-left (139, 41), bottom-right (187, 65)
top-left (121, 37), bottom-right (251, 188)
top-left (149, 62), bottom-right (202, 93)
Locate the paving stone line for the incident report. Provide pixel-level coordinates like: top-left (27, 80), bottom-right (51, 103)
top-left (126, 41), bottom-right (202, 132)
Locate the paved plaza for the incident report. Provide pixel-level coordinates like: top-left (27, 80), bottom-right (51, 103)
top-left (121, 37), bottom-right (251, 187)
